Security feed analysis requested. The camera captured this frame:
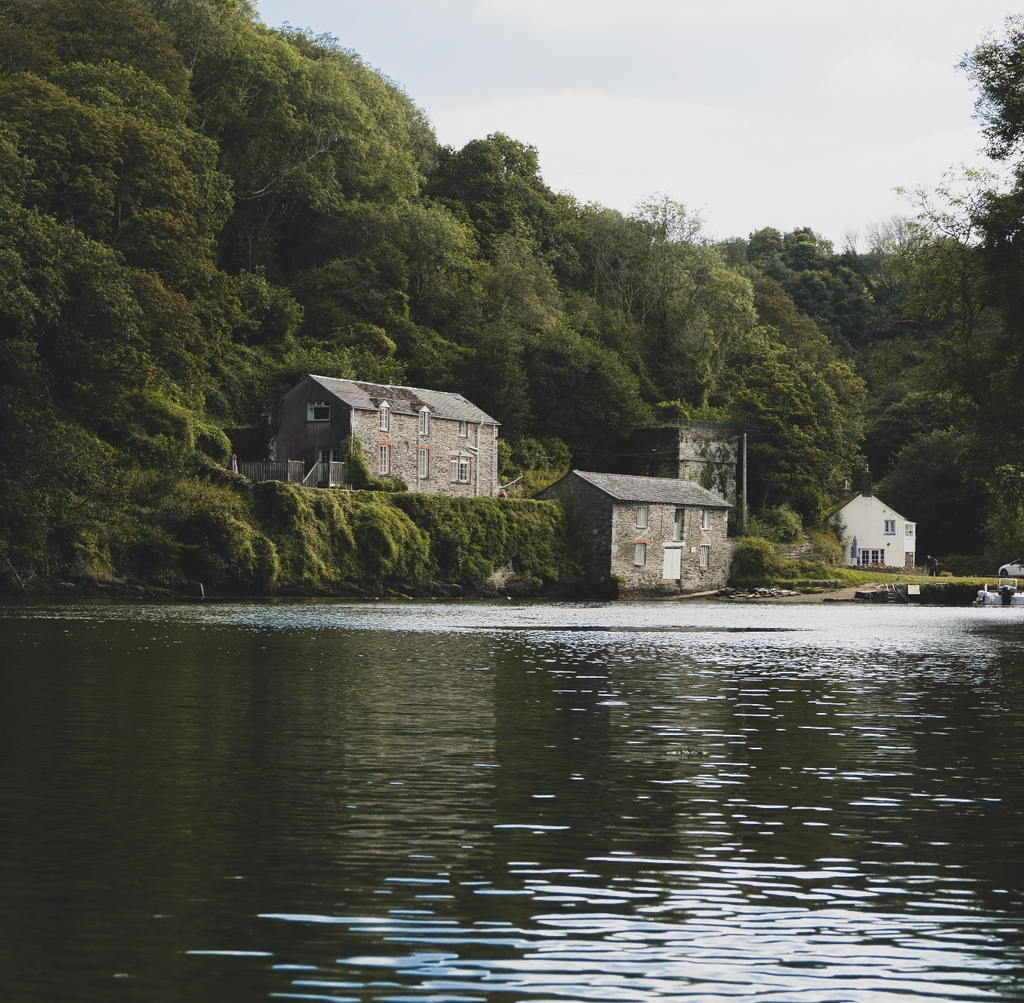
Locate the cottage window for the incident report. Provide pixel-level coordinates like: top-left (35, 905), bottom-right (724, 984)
top-left (307, 401), bottom-right (330, 421)
top-left (699, 543), bottom-right (710, 568)
top-left (634, 542), bottom-right (647, 566)
top-left (318, 448), bottom-right (341, 463)
top-left (884, 519), bottom-right (896, 535)
top-left (905, 523), bottom-right (915, 537)
top-left (859, 549), bottom-right (885, 566)
top-left (379, 443), bottom-right (391, 475)
top-left (459, 421), bottom-right (469, 438)
top-left (419, 407), bottom-right (431, 435)
top-left (450, 456), bottom-right (471, 483)
top-left (635, 505), bottom-right (649, 529)
top-left (418, 447), bottom-right (429, 479)
top-left (379, 402), bottom-right (390, 432)
top-left (673, 509), bottom-right (684, 541)
top-left (700, 508), bottom-right (710, 530)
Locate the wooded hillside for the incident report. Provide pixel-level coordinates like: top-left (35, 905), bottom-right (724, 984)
top-left (0, 0), bottom-right (1017, 586)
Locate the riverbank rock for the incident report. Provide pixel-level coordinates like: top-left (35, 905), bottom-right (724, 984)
top-left (717, 586), bottom-right (799, 600)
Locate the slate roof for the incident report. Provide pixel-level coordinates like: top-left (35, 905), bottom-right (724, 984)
top-left (825, 491), bottom-right (908, 520)
top-left (308, 375), bottom-right (499, 425)
top-left (567, 470), bottom-right (730, 507)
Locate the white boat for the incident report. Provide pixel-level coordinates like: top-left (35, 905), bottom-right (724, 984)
top-left (977, 579), bottom-right (1024, 605)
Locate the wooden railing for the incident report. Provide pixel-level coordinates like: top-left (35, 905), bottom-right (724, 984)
top-left (238, 460), bottom-right (347, 488)
top-left (773, 541), bottom-right (813, 561)
top-left (239, 460), bottom-right (304, 483)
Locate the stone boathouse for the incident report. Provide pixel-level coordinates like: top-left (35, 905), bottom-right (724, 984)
top-left (537, 470), bottom-right (732, 594)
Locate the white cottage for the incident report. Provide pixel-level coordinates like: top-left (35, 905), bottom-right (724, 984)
top-left (834, 466), bottom-right (916, 568)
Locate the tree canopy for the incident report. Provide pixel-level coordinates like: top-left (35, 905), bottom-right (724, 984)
top-left (4, 0), bottom-right (1008, 578)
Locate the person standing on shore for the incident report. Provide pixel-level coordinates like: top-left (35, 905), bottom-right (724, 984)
top-left (926, 554), bottom-right (938, 576)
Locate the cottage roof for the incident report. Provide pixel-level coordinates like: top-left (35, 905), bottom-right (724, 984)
top-left (308, 375), bottom-right (499, 425)
top-left (826, 491), bottom-right (910, 521)
top-left (566, 470), bottom-right (729, 507)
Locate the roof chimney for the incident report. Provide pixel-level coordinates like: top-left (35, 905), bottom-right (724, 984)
top-left (861, 463), bottom-right (872, 498)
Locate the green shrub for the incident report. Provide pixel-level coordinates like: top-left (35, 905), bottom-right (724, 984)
top-left (344, 441), bottom-right (406, 492)
top-left (809, 530), bottom-right (843, 566)
top-left (108, 470), bottom-right (279, 589)
top-left (390, 495), bottom-right (583, 586)
top-left (252, 482), bottom-right (428, 583)
top-left (746, 503), bottom-right (803, 543)
top-left (940, 554), bottom-right (989, 577)
top-left (731, 537), bottom-right (783, 579)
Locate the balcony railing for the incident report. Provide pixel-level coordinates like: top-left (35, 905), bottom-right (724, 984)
top-left (238, 460), bottom-right (347, 488)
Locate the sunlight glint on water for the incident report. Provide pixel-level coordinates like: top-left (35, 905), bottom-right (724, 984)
top-left (1, 598), bottom-right (1022, 1001)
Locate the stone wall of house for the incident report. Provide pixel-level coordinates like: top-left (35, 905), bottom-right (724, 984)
top-left (353, 408), bottom-right (498, 496)
top-left (605, 423), bottom-right (738, 505)
top-left (537, 479), bottom-right (615, 580)
top-left (610, 501), bottom-right (731, 595)
top-left (273, 376), bottom-right (352, 467)
top-left (677, 426), bottom-right (738, 505)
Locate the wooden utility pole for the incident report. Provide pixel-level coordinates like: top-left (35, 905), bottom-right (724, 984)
top-left (742, 433), bottom-right (748, 534)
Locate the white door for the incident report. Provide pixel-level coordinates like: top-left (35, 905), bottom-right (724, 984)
top-left (663, 547), bottom-right (681, 580)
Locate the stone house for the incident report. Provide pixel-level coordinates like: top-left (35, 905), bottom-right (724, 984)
top-left (833, 466), bottom-right (916, 568)
top-left (272, 375), bottom-right (500, 496)
top-left (537, 470), bottom-right (732, 594)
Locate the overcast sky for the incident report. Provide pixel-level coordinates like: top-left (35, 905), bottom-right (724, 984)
top-left (256, 0), bottom-right (1016, 247)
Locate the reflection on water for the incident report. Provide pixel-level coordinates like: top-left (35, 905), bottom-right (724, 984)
top-left (1, 599), bottom-right (1023, 1001)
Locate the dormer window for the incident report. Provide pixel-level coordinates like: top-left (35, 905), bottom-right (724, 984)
top-left (419, 407), bottom-right (431, 435)
top-left (379, 401), bottom-right (390, 432)
top-left (307, 401), bottom-right (330, 421)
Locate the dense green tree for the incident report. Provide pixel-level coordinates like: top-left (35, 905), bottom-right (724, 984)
top-left (727, 346), bottom-right (864, 519)
top-left (876, 429), bottom-right (988, 557)
top-left (425, 132), bottom-right (579, 263)
top-left (862, 391), bottom-right (959, 476)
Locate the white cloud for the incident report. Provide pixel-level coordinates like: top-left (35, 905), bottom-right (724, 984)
top-left (822, 44), bottom-right (961, 100)
top-left (475, 0), bottom-right (1013, 34)
top-left (433, 90), bottom-right (994, 242)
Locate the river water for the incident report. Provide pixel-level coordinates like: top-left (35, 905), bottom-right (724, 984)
top-left (1, 599), bottom-right (1023, 1002)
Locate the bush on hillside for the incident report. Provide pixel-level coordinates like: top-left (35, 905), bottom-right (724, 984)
top-left (730, 536), bottom-right (782, 579)
top-left (252, 482), bottom-right (428, 582)
top-left (940, 554), bottom-right (989, 577)
top-left (746, 503), bottom-right (802, 543)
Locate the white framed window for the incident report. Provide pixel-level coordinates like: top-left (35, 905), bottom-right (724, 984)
top-left (673, 508), bottom-right (684, 541)
top-left (419, 407), bottom-right (430, 435)
top-left (634, 542), bottom-right (647, 566)
top-left (307, 401), bottom-right (330, 421)
top-left (450, 456), bottom-right (471, 483)
top-left (635, 505), bottom-right (649, 529)
top-left (905, 523), bottom-right (915, 537)
top-left (700, 508), bottom-right (710, 530)
top-left (379, 401), bottom-right (390, 432)
top-left (459, 420), bottom-right (469, 437)
top-left (699, 543), bottom-right (710, 568)
top-left (418, 446), bottom-right (429, 479)
top-left (318, 447), bottom-right (341, 463)
top-left (884, 519), bottom-right (896, 535)
top-left (859, 549), bottom-right (885, 566)
top-left (379, 443), bottom-right (391, 475)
